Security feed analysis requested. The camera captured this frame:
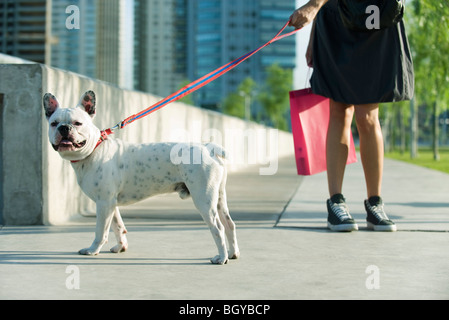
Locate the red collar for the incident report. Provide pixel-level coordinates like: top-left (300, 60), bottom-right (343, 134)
top-left (71, 129), bottom-right (113, 163)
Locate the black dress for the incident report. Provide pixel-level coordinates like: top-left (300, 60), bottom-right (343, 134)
top-left (310, 0), bottom-right (414, 105)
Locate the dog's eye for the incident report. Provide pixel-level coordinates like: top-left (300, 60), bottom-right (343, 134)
top-left (51, 121), bottom-right (59, 127)
top-left (74, 122), bottom-right (83, 126)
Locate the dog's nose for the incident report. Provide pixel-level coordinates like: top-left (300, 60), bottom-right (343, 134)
top-left (58, 125), bottom-right (71, 137)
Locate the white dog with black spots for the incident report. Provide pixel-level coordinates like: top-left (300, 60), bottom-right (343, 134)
top-left (43, 90), bottom-right (240, 264)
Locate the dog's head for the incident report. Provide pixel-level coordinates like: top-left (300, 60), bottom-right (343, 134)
top-left (43, 90), bottom-right (101, 162)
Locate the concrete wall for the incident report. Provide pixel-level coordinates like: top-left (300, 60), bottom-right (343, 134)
top-left (0, 64), bottom-right (294, 225)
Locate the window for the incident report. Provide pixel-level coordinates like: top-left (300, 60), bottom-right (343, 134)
top-left (196, 33), bottom-right (221, 42)
top-left (260, 10), bottom-right (292, 20)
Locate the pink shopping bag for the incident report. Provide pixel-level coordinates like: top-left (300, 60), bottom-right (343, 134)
top-left (289, 88), bottom-right (357, 175)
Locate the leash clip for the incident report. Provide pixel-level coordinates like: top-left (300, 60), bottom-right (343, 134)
top-left (99, 130), bottom-right (110, 141)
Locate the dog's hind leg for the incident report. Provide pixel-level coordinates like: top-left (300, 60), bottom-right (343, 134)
top-left (205, 209), bottom-right (229, 265)
top-left (191, 188), bottom-right (228, 265)
top-left (217, 170), bottom-right (240, 260)
top-left (110, 207), bottom-right (128, 253)
top-left (217, 188), bottom-right (240, 260)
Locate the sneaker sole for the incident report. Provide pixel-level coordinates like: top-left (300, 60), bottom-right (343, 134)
top-left (327, 222), bottom-right (359, 232)
top-left (367, 222), bottom-right (397, 232)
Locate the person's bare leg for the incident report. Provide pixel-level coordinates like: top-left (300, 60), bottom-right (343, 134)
top-left (326, 100), bottom-right (357, 231)
top-left (354, 104), bottom-right (383, 198)
top-left (327, 100), bottom-right (354, 197)
top-left (355, 104), bottom-right (396, 231)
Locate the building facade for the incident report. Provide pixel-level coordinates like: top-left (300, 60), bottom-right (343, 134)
top-left (1, 0), bottom-right (296, 111)
top-left (50, 0), bottom-right (97, 78)
top-left (186, 0), bottom-right (296, 110)
top-left (0, 0), bottom-right (47, 63)
top-left (1, 0), bottom-right (133, 89)
top-left (95, 0), bottom-right (134, 89)
top-left (134, 0), bottom-right (187, 97)
top-left (134, 0), bottom-right (296, 111)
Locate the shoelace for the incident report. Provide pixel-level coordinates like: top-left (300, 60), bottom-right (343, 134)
top-left (368, 203), bottom-right (388, 221)
top-left (331, 203), bottom-right (351, 220)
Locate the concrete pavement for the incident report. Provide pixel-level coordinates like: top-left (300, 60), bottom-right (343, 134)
top-left (1, 155), bottom-right (448, 300)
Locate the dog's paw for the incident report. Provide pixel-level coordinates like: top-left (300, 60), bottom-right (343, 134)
top-left (229, 251), bottom-right (240, 260)
top-left (210, 255), bottom-right (228, 265)
top-left (110, 243), bottom-right (128, 253)
top-left (79, 248), bottom-right (99, 256)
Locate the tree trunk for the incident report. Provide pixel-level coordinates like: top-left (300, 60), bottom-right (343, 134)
top-left (432, 101), bottom-right (440, 161)
top-left (410, 98), bottom-right (418, 159)
top-left (398, 105), bottom-right (406, 154)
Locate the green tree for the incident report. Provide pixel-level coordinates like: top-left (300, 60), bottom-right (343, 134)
top-left (407, 0), bottom-right (449, 160)
top-left (177, 79), bottom-right (195, 105)
top-left (223, 77), bottom-right (256, 120)
top-left (258, 63), bottom-right (293, 131)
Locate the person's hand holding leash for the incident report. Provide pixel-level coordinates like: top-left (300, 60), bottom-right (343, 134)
top-left (288, 0), bottom-right (328, 30)
top-left (289, 1), bottom-right (328, 67)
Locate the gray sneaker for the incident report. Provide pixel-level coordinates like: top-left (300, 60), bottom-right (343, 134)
top-left (327, 194), bottom-right (358, 232)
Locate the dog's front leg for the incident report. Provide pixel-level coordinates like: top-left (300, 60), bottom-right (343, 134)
top-left (79, 200), bottom-right (115, 255)
top-left (110, 207), bottom-right (128, 253)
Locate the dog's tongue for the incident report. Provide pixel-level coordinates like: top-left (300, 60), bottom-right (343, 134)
top-left (60, 139), bottom-right (73, 146)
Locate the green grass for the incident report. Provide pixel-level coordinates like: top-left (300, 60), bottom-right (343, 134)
top-left (385, 147), bottom-right (449, 174)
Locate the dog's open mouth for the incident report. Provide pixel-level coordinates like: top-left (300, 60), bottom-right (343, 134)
top-left (53, 139), bottom-right (87, 151)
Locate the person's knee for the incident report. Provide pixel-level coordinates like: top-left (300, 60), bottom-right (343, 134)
top-left (330, 100), bottom-right (354, 124)
top-left (355, 105), bottom-right (380, 135)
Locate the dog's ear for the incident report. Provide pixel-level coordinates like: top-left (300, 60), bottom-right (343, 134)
top-left (43, 93), bottom-right (60, 119)
top-left (78, 90), bottom-right (96, 118)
